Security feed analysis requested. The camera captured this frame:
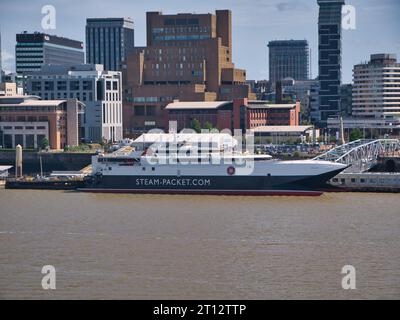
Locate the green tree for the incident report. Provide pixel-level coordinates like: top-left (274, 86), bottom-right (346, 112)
top-left (349, 128), bottom-right (363, 141)
top-left (264, 138), bottom-right (272, 144)
top-left (41, 137), bottom-right (49, 149)
top-left (203, 121), bottom-right (213, 131)
top-left (191, 118), bottom-right (201, 133)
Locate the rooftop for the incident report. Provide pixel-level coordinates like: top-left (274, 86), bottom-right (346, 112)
top-left (251, 125), bottom-right (314, 133)
top-left (0, 100), bottom-right (67, 107)
top-left (29, 64), bottom-right (106, 75)
top-left (133, 132), bottom-right (238, 144)
top-left (247, 101), bottom-right (297, 109)
top-left (0, 96), bottom-right (85, 107)
top-left (268, 40), bottom-right (309, 47)
top-left (16, 32), bottom-right (83, 49)
top-left (165, 101), bottom-right (231, 110)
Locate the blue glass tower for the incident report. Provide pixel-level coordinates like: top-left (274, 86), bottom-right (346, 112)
top-left (316, 0), bottom-right (345, 126)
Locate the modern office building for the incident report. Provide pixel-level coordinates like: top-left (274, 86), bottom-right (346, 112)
top-left (86, 18), bottom-right (135, 71)
top-left (0, 29), bottom-right (3, 83)
top-left (328, 54), bottom-right (400, 134)
top-left (15, 32), bottom-right (84, 74)
top-left (123, 10), bottom-right (255, 135)
top-left (352, 54), bottom-right (400, 126)
top-left (268, 40), bottom-right (310, 85)
top-left (25, 64), bottom-right (122, 143)
top-left (0, 95), bottom-right (84, 149)
top-left (317, 0), bottom-right (345, 126)
top-left (340, 84), bottom-right (352, 117)
top-left (309, 81), bottom-right (321, 123)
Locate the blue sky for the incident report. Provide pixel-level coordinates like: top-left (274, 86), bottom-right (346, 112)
top-left (0, 0), bottom-right (399, 83)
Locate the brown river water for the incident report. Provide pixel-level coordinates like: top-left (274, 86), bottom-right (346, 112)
top-left (0, 189), bottom-right (399, 299)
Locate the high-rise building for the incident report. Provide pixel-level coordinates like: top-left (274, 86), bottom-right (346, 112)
top-left (25, 64), bottom-right (122, 143)
top-left (309, 81), bottom-right (321, 124)
top-left (85, 18), bottom-right (135, 71)
top-left (15, 32), bottom-right (84, 74)
top-left (327, 54), bottom-right (400, 134)
top-left (340, 83), bottom-right (352, 117)
top-left (0, 28), bottom-right (3, 83)
top-left (316, 0), bottom-right (345, 126)
top-left (268, 40), bottom-right (310, 85)
top-left (123, 10), bottom-right (255, 135)
top-left (352, 54), bottom-right (400, 126)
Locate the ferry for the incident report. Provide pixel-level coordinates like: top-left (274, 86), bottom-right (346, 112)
top-left (81, 134), bottom-right (347, 196)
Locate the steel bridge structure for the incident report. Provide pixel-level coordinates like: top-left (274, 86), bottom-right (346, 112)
top-left (313, 139), bottom-right (400, 172)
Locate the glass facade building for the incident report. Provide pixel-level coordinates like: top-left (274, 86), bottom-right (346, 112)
top-left (15, 32), bottom-right (84, 74)
top-left (86, 18), bottom-right (135, 71)
top-left (0, 29), bottom-right (3, 82)
top-left (316, 0), bottom-right (345, 126)
top-left (268, 40), bottom-right (310, 85)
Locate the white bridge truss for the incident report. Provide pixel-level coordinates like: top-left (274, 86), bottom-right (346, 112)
top-left (313, 139), bottom-right (400, 172)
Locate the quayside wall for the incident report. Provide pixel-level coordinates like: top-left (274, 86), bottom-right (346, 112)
top-left (0, 151), bottom-right (94, 175)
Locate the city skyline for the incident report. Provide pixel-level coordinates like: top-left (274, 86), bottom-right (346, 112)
top-left (0, 0), bottom-right (399, 83)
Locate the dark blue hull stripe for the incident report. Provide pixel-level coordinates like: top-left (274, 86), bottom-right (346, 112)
top-left (84, 168), bottom-right (343, 192)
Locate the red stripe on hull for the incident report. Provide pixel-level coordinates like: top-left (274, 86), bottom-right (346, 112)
top-left (78, 188), bottom-right (323, 196)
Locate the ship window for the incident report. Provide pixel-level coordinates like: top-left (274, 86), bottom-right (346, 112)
top-left (267, 173), bottom-right (271, 177)
top-left (351, 178), bottom-right (356, 183)
top-left (332, 178), bottom-right (338, 182)
top-left (360, 179), bottom-right (366, 183)
top-left (142, 167), bottom-right (145, 171)
top-left (108, 167), bottom-right (112, 170)
top-left (152, 167), bottom-right (155, 171)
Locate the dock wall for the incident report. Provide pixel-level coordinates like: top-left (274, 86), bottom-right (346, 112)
top-left (0, 151), bottom-right (95, 175)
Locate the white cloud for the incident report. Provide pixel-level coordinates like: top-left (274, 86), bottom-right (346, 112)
top-left (1, 49), bottom-right (15, 74)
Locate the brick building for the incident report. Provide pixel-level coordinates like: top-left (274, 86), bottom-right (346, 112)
top-left (0, 96), bottom-right (84, 149)
top-left (123, 10), bottom-right (255, 136)
top-left (243, 100), bottom-right (300, 129)
top-left (165, 99), bottom-right (300, 131)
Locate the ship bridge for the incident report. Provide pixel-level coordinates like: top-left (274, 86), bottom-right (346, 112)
top-left (313, 139), bottom-right (400, 172)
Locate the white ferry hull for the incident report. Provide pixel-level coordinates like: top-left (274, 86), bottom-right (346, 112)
top-left (82, 160), bottom-right (347, 196)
